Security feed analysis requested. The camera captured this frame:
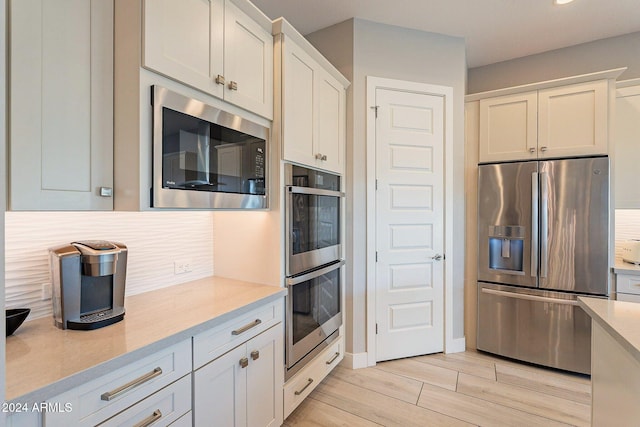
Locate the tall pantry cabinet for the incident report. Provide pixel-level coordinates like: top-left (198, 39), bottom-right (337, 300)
top-left (9, 0), bottom-right (114, 210)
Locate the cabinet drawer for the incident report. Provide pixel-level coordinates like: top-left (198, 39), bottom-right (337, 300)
top-left (616, 274), bottom-right (640, 295)
top-left (284, 336), bottom-right (343, 418)
top-left (97, 375), bottom-right (191, 427)
top-left (193, 299), bottom-right (283, 368)
top-left (45, 339), bottom-right (191, 427)
top-left (169, 411), bottom-right (192, 426)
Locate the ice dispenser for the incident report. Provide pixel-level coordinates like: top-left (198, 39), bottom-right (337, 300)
top-left (488, 226), bottom-right (524, 274)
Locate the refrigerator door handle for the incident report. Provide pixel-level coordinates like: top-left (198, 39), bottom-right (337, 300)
top-left (481, 287), bottom-right (578, 306)
top-left (531, 172), bottom-right (538, 277)
top-left (540, 171), bottom-right (549, 278)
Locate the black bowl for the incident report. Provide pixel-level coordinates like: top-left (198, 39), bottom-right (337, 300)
top-left (6, 308), bottom-right (30, 336)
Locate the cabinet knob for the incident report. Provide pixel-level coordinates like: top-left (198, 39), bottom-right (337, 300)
top-left (239, 357), bottom-right (249, 369)
top-left (250, 350), bottom-right (260, 361)
top-left (540, 146), bottom-right (548, 152)
top-left (529, 147), bottom-right (536, 153)
top-left (215, 75), bottom-right (225, 85)
top-left (228, 81), bottom-right (238, 91)
top-left (322, 155), bottom-right (327, 161)
top-left (315, 153), bottom-right (327, 161)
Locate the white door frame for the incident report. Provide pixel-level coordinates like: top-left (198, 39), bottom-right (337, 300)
top-left (366, 76), bottom-right (456, 366)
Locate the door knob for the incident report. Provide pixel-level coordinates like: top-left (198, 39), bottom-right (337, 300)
top-left (432, 254), bottom-right (444, 261)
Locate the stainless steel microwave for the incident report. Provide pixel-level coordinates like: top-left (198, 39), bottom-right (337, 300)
top-left (151, 86), bottom-right (268, 209)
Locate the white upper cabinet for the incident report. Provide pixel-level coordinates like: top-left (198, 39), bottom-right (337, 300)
top-left (537, 80), bottom-right (608, 158)
top-left (615, 82), bottom-right (640, 209)
top-left (479, 91), bottom-right (538, 162)
top-left (475, 71), bottom-right (622, 164)
top-left (143, 0), bottom-right (224, 99)
top-left (144, 0), bottom-right (273, 119)
top-left (10, 0), bottom-right (114, 210)
top-left (274, 19), bottom-right (349, 174)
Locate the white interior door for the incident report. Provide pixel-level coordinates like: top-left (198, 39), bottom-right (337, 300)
top-left (375, 88), bottom-right (445, 362)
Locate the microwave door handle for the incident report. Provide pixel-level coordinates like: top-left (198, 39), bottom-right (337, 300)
top-left (287, 260), bottom-right (345, 286)
top-left (287, 186), bottom-right (345, 198)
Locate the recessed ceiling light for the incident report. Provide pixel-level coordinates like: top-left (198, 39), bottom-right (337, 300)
top-left (554, 0), bottom-right (575, 4)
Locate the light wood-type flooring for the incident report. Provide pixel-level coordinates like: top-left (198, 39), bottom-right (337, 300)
top-left (284, 350), bottom-right (591, 427)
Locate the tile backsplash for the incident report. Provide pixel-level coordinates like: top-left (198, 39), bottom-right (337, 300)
top-left (5, 211), bottom-right (214, 320)
top-left (615, 209), bottom-right (640, 258)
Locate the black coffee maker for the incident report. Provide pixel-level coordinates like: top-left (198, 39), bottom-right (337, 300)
top-left (49, 240), bottom-right (128, 330)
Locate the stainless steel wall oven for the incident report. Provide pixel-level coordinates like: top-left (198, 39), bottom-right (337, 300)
top-left (285, 164), bottom-right (344, 379)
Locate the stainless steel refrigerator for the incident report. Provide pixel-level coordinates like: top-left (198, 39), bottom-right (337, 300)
top-left (477, 156), bottom-right (610, 374)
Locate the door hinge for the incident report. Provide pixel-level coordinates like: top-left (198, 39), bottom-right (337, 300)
top-left (375, 251), bottom-right (378, 262)
top-left (375, 323), bottom-right (378, 334)
top-left (370, 105), bottom-right (379, 118)
top-left (375, 179), bottom-right (378, 190)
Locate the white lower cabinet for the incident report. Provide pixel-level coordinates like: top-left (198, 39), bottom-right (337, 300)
top-left (97, 375), bottom-right (191, 426)
top-left (44, 340), bottom-right (191, 427)
top-left (616, 273), bottom-right (640, 302)
top-left (5, 412), bottom-right (42, 427)
top-left (194, 323), bottom-right (284, 427)
top-left (283, 335), bottom-right (343, 418)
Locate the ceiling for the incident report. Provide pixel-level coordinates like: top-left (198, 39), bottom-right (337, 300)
top-left (251, 0), bottom-right (640, 68)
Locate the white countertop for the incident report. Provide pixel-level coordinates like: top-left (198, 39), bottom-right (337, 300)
top-left (578, 296), bottom-right (640, 365)
top-left (5, 276), bottom-right (286, 402)
top-left (613, 258), bottom-right (640, 276)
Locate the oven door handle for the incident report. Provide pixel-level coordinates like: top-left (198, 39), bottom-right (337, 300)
top-left (287, 185), bottom-right (345, 198)
top-left (287, 260), bottom-right (345, 286)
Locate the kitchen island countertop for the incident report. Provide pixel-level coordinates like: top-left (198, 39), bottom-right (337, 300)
top-left (578, 296), bottom-right (640, 365)
top-left (5, 276), bottom-right (286, 403)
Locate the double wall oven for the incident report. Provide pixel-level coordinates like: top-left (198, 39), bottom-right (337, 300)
top-left (285, 164), bottom-right (344, 379)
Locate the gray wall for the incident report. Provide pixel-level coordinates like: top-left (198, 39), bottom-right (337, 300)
top-left (308, 19), bottom-right (466, 357)
top-left (469, 31), bottom-right (640, 94)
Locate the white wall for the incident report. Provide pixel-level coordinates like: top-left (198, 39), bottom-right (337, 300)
top-left (5, 212), bottom-right (214, 320)
top-left (615, 210), bottom-right (640, 257)
top-left (468, 31), bottom-right (640, 94)
top-left (308, 19), bottom-right (467, 357)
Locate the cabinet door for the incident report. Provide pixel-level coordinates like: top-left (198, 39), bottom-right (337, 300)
top-left (479, 91), bottom-right (538, 163)
top-left (10, 0), bottom-right (113, 210)
top-left (538, 80), bottom-right (608, 158)
top-left (282, 39), bottom-right (317, 168)
top-left (194, 344), bottom-right (247, 427)
top-left (223, 0), bottom-right (273, 119)
top-left (316, 70), bottom-right (346, 173)
top-left (246, 325), bottom-right (284, 427)
top-left (143, 0), bottom-right (224, 98)
top-left (614, 86), bottom-right (640, 208)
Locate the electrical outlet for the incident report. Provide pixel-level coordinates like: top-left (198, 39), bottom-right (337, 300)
top-left (174, 259), bottom-right (193, 275)
top-left (41, 283), bottom-right (52, 301)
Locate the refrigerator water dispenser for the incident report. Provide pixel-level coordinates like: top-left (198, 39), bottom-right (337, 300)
top-left (488, 226), bottom-right (524, 274)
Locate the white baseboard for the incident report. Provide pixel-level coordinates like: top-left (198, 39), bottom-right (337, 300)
top-left (342, 352), bottom-right (369, 369)
top-left (446, 337), bottom-right (466, 353)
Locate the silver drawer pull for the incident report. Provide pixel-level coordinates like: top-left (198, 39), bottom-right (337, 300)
top-left (232, 319), bottom-right (262, 336)
top-left (100, 367), bottom-right (163, 401)
top-left (326, 352), bottom-right (340, 365)
top-left (294, 378), bottom-right (314, 395)
top-left (133, 409), bottom-right (162, 427)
